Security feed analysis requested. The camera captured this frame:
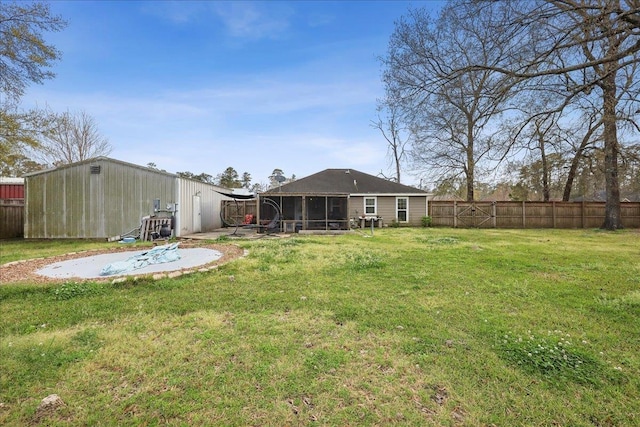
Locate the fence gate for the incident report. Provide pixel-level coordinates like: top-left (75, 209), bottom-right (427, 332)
top-left (455, 202), bottom-right (495, 228)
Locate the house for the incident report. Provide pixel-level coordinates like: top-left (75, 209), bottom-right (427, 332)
top-left (258, 168), bottom-right (431, 232)
top-left (23, 157), bottom-right (232, 239)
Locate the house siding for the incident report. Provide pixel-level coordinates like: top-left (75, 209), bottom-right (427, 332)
top-left (408, 196), bottom-right (428, 225)
top-left (349, 196), bottom-right (365, 218)
top-left (349, 195), bottom-right (427, 226)
top-left (377, 197), bottom-right (397, 223)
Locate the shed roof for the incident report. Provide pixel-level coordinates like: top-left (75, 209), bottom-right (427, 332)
top-left (23, 156), bottom-right (177, 178)
top-left (263, 169), bottom-right (428, 195)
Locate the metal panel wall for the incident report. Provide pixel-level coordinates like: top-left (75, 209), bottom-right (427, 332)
top-left (25, 158), bottom-right (176, 238)
top-left (176, 179), bottom-right (230, 236)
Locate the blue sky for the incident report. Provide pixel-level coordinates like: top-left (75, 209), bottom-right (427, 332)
top-left (23, 1), bottom-right (443, 187)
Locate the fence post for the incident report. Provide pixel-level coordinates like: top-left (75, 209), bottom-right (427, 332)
top-left (582, 200), bottom-right (585, 228)
top-left (522, 201), bottom-right (526, 228)
top-left (552, 201), bottom-right (556, 228)
top-left (492, 202), bottom-right (496, 228)
top-left (453, 201), bottom-right (457, 228)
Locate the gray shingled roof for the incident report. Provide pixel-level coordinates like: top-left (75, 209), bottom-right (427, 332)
top-left (263, 169), bottom-right (427, 195)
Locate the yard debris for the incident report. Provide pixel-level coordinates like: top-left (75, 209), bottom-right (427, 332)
top-left (286, 398), bottom-right (299, 415)
top-left (302, 396), bottom-right (314, 408)
top-left (33, 394), bottom-right (64, 423)
top-left (432, 386), bottom-right (448, 406)
top-left (451, 406), bottom-right (466, 422)
top-left (39, 394), bottom-right (64, 409)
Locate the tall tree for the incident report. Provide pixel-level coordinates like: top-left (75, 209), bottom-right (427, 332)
top-left (0, 1), bottom-right (67, 172)
top-left (0, 153), bottom-right (45, 176)
top-left (372, 96), bottom-right (409, 183)
top-left (33, 109), bottom-right (112, 166)
top-left (176, 171), bottom-right (214, 184)
top-left (561, 115), bottom-right (603, 201)
top-left (268, 168), bottom-right (295, 189)
top-left (0, 1), bottom-right (65, 102)
top-left (241, 172), bottom-right (252, 189)
top-left (463, 0), bottom-right (640, 229)
top-left (525, 118), bottom-right (561, 202)
top-left (147, 162), bottom-right (168, 173)
top-left (216, 167), bottom-right (242, 188)
top-left (382, 3), bottom-right (519, 200)
top-left (506, 153), bottom-right (569, 201)
top-left (619, 144), bottom-right (640, 200)
top-left (0, 108), bottom-right (50, 174)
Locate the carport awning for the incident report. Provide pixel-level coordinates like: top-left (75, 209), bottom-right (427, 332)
top-left (215, 190), bottom-right (256, 200)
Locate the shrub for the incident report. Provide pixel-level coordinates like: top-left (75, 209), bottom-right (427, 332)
top-left (421, 216), bottom-right (432, 227)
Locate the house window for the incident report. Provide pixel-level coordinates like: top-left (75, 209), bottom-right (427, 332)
top-left (364, 197), bottom-right (377, 215)
top-left (396, 197), bottom-right (408, 222)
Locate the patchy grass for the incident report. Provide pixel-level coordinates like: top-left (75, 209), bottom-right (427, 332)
top-left (1, 228), bottom-right (639, 426)
top-left (0, 238), bottom-right (111, 264)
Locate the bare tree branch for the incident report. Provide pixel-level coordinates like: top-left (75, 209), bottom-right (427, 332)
top-left (34, 109), bottom-right (112, 166)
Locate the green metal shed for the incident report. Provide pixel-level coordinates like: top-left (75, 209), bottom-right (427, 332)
top-left (24, 157), bottom-right (231, 239)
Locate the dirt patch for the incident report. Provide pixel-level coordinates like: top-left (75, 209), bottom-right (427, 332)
top-left (0, 243), bottom-right (245, 285)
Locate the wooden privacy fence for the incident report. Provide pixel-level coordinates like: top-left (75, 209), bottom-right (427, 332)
top-left (429, 201), bottom-right (640, 229)
top-left (221, 200), bottom-right (257, 226)
top-left (0, 200), bottom-right (25, 238)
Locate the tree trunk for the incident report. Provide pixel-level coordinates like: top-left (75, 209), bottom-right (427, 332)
top-left (538, 132), bottom-right (550, 202)
top-left (466, 171), bottom-right (474, 201)
top-left (563, 156), bottom-right (580, 202)
top-left (466, 131), bottom-right (475, 201)
top-left (562, 122), bottom-right (599, 201)
top-left (600, 73), bottom-right (623, 229)
top-left (395, 142), bottom-right (402, 183)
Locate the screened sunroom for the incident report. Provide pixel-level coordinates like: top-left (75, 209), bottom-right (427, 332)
top-left (257, 193), bottom-right (350, 233)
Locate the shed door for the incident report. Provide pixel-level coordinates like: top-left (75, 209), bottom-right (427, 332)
top-left (192, 195), bottom-right (202, 233)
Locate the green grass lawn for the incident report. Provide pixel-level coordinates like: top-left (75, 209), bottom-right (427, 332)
top-left (1, 228), bottom-right (639, 426)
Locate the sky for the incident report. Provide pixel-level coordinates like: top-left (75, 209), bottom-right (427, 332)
top-left (21, 0), bottom-right (445, 188)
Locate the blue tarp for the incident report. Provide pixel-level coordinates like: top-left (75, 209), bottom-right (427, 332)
top-left (100, 243), bottom-right (181, 276)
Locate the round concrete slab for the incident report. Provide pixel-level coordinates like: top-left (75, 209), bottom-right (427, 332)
top-left (36, 248), bottom-right (223, 279)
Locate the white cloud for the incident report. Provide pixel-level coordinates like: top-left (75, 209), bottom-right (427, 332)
top-left (22, 66), bottom-right (389, 181)
top-left (211, 3), bottom-right (294, 40)
top-left (139, 1), bottom-right (294, 41)
top-left (139, 1), bottom-right (208, 24)
top-left (20, 1), bottom-right (402, 183)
